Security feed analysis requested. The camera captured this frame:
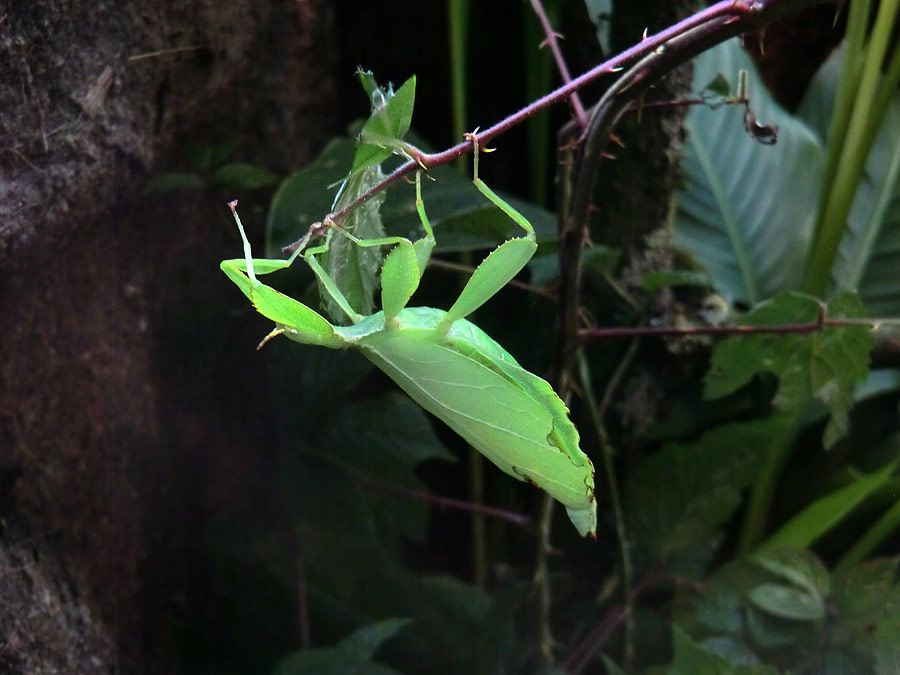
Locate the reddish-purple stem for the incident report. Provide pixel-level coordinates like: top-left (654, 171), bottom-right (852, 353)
top-left (579, 306), bottom-right (893, 342)
top-left (284, 0), bottom-right (794, 253)
top-left (527, 0), bottom-right (588, 129)
top-left (357, 475), bottom-right (531, 528)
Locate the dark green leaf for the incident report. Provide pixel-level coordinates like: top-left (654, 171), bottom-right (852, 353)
top-left (323, 393), bottom-right (455, 542)
top-left (144, 172), bottom-right (205, 194)
top-left (211, 162), bottom-right (279, 190)
top-left (756, 460), bottom-right (898, 551)
top-left (669, 626), bottom-right (782, 675)
top-left (335, 617), bottom-right (412, 660)
top-left (703, 73), bottom-right (734, 99)
top-left (627, 416), bottom-right (792, 569)
top-left (704, 292), bottom-right (872, 447)
top-left (601, 655), bottom-right (629, 675)
top-left (267, 135), bottom-right (357, 256)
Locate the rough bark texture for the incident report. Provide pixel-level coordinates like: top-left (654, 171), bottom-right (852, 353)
top-left (0, 1), bottom-right (335, 672)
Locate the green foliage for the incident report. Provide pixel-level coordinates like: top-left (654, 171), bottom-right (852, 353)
top-left (626, 416), bottom-right (792, 573)
top-left (704, 292), bottom-right (872, 447)
top-left (272, 619), bottom-right (410, 675)
top-left (206, 6), bottom-right (900, 674)
top-left (757, 460), bottom-right (898, 552)
top-left (676, 38), bottom-right (900, 312)
top-left (674, 552), bottom-right (900, 674)
top-left (146, 140), bottom-right (278, 194)
top-left (354, 73), bottom-right (418, 172)
top-left (675, 40), bottom-right (823, 306)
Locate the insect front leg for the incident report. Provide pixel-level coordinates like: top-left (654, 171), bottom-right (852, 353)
top-left (442, 132), bottom-right (539, 327)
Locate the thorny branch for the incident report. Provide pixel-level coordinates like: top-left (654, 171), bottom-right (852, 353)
top-left (284, 0), bottom-right (826, 255)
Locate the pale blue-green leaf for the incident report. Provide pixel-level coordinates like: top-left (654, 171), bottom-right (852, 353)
top-left (583, 0), bottom-right (612, 53)
top-left (675, 39), bottom-right (823, 305)
top-left (754, 548), bottom-right (830, 599)
top-left (797, 44), bottom-right (900, 314)
top-left (747, 583), bottom-right (825, 621)
top-left (757, 460), bottom-right (898, 552)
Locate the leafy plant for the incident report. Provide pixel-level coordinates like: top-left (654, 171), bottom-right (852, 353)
top-left (207, 2), bottom-right (900, 673)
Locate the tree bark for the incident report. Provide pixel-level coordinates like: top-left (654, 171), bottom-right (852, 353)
top-left (0, 1), bottom-right (334, 671)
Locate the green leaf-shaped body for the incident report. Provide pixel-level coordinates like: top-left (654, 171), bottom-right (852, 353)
top-left (222, 157), bottom-right (596, 536)
top-left (329, 307), bottom-right (596, 536)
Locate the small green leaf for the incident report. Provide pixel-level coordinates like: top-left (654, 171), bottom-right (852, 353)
top-left (704, 72), bottom-right (734, 99)
top-left (355, 75), bottom-right (417, 172)
top-left (747, 583), bottom-right (826, 621)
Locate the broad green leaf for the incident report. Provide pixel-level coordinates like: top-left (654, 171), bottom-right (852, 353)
top-left (747, 583), bottom-right (825, 621)
top-left (674, 39), bottom-right (823, 305)
top-left (757, 460), bottom-right (898, 552)
top-left (704, 292), bottom-right (872, 447)
top-left (626, 416), bottom-right (791, 569)
top-left (797, 45), bottom-right (900, 314)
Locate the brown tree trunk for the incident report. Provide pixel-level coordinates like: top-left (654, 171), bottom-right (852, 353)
top-left (0, 2), bottom-right (334, 672)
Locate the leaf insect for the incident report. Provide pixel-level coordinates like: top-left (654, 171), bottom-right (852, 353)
top-left (220, 137), bottom-right (597, 537)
